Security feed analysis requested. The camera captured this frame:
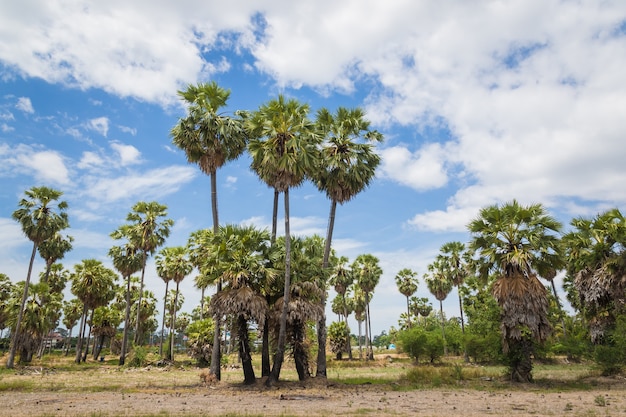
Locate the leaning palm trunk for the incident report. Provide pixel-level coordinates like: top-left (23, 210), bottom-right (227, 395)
top-left (6, 243), bottom-right (37, 368)
top-left (493, 272), bottom-right (551, 383)
top-left (75, 307), bottom-right (88, 364)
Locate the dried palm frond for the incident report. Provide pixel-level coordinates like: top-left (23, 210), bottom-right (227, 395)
top-left (210, 287), bottom-right (268, 323)
top-left (492, 272), bottom-right (551, 350)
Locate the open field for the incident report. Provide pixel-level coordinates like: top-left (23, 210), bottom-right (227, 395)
top-left (1, 353), bottom-right (625, 417)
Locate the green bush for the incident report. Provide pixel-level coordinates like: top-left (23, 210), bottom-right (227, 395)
top-left (398, 328), bottom-right (445, 363)
top-left (328, 321), bottom-right (350, 359)
top-left (594, 315), bottom-right (626, 375)
top-left (464, 332), bottom-right (503, 363)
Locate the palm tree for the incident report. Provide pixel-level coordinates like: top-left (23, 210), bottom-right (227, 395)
top-left (7, 186), bottom-right (69, 369)
top-left (172, 82), bottom-right (248, 379)
top-left (108, 241), bottom-right (144, 365)
top-left (155, 246), bottom-right (192, 361)
top-left (62, 299), bottom-right (83, 356)
top-left (395, 268), bottom-right (418, 329)
top-left (37, 232), bottom-right (73, 284)
top-left (330, 257), bottom-right (355, 359)
top-left (312, 106), bottom-right (382, 376)
top-left (210, 225), bottom-right (274, 384)
top-left (70, 259), bottom-right (117, 364)
top-left (247, 95), bottom-right (320, 385)
top-left (562, 208), bottom-right (626, 343)
top-left (112, 202), bottom-right (173, 345)
top-left (425, 258), bottom-right (453, 355)
top-left (468, 200), bottom-right (562, 382)
top-left (352, 254), bottom-right (382, 360)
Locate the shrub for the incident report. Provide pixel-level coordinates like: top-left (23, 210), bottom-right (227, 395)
top-left (398, 328), bottom-right (445, 363)
top-left (328, 321), bottom-right (350, 359)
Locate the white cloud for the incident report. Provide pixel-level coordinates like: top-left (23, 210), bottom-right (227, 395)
top-left (1, 145), bottom-right (70, 185)
top-left (379, 144), bottom-right (448, 191)
top-left (87, 117), bottom-right (109, 137)
top-left (110, 141), bottom-right (141, 166)
top-left (118, 125), bottom-right (137, 136)
top-left (77, 151), bottom-right (105, 169)
top-left (82, 165), bottom-right (196, 203)
top-left (16, 97), bottom-right (34, 114)
top-left (1, 123), bottom-right (13, 132)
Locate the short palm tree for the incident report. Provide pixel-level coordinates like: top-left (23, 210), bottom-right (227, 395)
top-left (468, 200), bottom-right (562, 382)
top-left (330, 257), bottom-right (355, 358)
top-left (425, 258), bottom-right (453, 355)
top-left (247, 95), bottom-right (319, 385)
top-left (7, 186), bottom-right (69, 369)
top-left (352, 254), bottom-right (382, 360)
top-left (395, 268), bottom-right (418, 329)
top-left (62, 299), bottom-right (83, 356)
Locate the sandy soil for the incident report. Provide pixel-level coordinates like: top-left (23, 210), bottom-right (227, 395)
top-left (2, 378), bottom-right (626, 417)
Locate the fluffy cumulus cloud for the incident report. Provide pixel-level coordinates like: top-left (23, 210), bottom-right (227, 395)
top-left (0, 144), bottom-right (70, 185)
top-left (1, 0), bottom-right (625, 232)
top-left (16, 97), bottom-right (34, 114)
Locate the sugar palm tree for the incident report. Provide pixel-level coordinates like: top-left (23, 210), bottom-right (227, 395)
top-left (247, 95), bottom-right (320, 385)
top-left (352, 254), bottom-right (382, 360)
top-left (468, 200), bottom-right (562, 382)
top-left (172, 82), bottom-right (248, 378)
top-left (108, 241), bottom-right (144, 365)
top-left (395, 268), bottom-right (418, 329)
top-left (562, 208), bottom-right (626, 343)
top-left (330, 257), bottom-right (355, 359)
top-left (7, 186), bottom-right (69, 369)
top-left (37, 232), bottom-right (73, 284)
top-left (155, 246), bottom-right (192, 361)
top-left (62, 298), bottom-right (83, 356)
top-left (425, 258), bottom-right (453, 355)
top-left (312, 106), bottom-right (382, 376)
top-left (112, 201), bottom-right (173, 345)
top-left (70, 259), bottom-right (117, 364)
top-left (210, 225), bottom-right (274, 384)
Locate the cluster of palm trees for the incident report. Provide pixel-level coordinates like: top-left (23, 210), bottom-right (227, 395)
top-left (391, 200), bottom-right (626, 382)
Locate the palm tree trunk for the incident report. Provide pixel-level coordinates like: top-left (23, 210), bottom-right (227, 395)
top-left (458, 290), bottom-right (469, 362)
top-left (119, 274), bottom-right (132, 365)
top-left (267, 189), bottom-right (292, 386)
top-left (550, 280), bottom-right (568, 338)
top-left (364, 294), bottom-right (370, 361)
top-left (200, 287), bottom-right (205, 320)
top-left (294, 321), bottom-right (310, 381)
top-left (65, 327), bottom-right (73, 356)
top-left (367, 301), bottom-right (374, 360)
top-left (75, 307), bottom-right (87, 364)
top-left (134, 252), bottom-right (148, 345)
top-left (170, 283), bottom-right (180, 362)
top-left (357, 319), bottom-right (363, 359)
top-left (316, 199), bottom-right (337, 377)
top-left (159, 281), bottom-right (169, 357)
top-left (343, 303), bottom-right (352, 360)
top-left (83, 310), bottom-right (94, 362)
top-left (271, 189), bottom-right (279, 244)
top-left (406, 296), bottom-right (411, 329)
top-left (6, 242), bottom-right (37, 369)
top-left (439, 300), bottom-right (447, 356)
top-left (261, 316), bottom-right (271, 377)
top-left (238, 315), bottom-right (256, 385)
top-left (210, 172), bottom-right (222, 380)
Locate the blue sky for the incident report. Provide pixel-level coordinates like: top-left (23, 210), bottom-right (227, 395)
top-left (1, 1), bottom-right (626, 336)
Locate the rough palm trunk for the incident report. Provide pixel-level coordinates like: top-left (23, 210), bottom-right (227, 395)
top-left (6, 243), bottom-right (37, 368)
top-left (261, 316), bottom-right (271, 377)
top-left (294, 321), bottom-right (310, 381)
top-left (364, 294), bottom-right (370, 360)
top-left (238, 315), bottom-right (256, 385)
top-left (458, 290), bottom-right (469, 362)
top-left (439, 299), bottom-right (447, 356)
top-left (267, 189), bottom-right (292, 386)
top-left (210, 172), bottom-right (222, 380)
top-left (508, 335), bottom-right (534, 382)
top-left (343, 305), bottom-right (352, 360)
top-left (170, 282), bottom-right (180, 361)
top-left (119, 274), bottom-right (132, 365)
top-left (83, 310), bottom-right (94, 362)
top-left (93, 334), bottom-right (105, 360)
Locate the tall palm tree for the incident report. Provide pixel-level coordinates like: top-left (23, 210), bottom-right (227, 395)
top-left (7, 186), bottom-right (69, 369)
top-left (468, 200), bottom-right (562, 382)
top-left (247, 95), bottom-right (320, 385)
top-left (108, 241), bottom-right (144, 365)
top-left (425, 258), bottom-right (453, 355)
top-left (312, 106), bottom-right (382, 376)
top-left (70, 259), bottom-right (117, 364)
top-left (562, 208), bottom-right (626, 343)
top-left (352, 254), bottom-right (382, 360)
top-left (395, 268), bottom-right (418, 329)
top-left (172, 82), bottom-right (248, 379)
top-left (112, 201), bottom-right (173, 345)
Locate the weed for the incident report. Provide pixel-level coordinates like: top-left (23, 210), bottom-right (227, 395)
top-left (594, 395), bottom-right (606, 407)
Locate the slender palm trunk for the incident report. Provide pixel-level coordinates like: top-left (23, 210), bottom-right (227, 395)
top-left (357, 319), bottom-right (363, 359)
top-left (262, 189), bottom-right (280, 377)
top-left (343, 301), bottom-right (352, 359)
top-left (210, 171), bottom-right (222, 380)
top-left (6, 242), bottom-right (37, 369)
top-left (75, 307), bottom-right (87, 364)
top-left (134, 253), bottom-right (148, 345)
top-left (458, 290), bottom-right (469, 362)
top-left (83, 310), bottom-right (94, 362)
top-left (364, 294), bottom-right (370, 360)
top-left (267, 189), bottom-right (292, 386)
top-left (199, 287), bottom-right (205, 320)
top-left (159, 281), bottom-right (170, 357)
top-left (550, 280), bottom-right (568, 338)
top-left (65, 327), bottom-right (73, 356)
top-left (316, 199), bottom-right (337, 377)
top-left (170, 283), bottom-right (180, 361)
top-left (406, 296), bottom-right (412, 329)
top-left (238, 315), bottom-right (256, 385)
top-left (366, 301), bottom-right (374, 360)
top-left (439, 300), bottom-right (447, 356)
top-left (119, 274), bottom-right (132, 365)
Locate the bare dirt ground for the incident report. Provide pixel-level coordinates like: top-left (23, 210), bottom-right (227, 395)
top-left (2, 376), bottom-right (626, 417)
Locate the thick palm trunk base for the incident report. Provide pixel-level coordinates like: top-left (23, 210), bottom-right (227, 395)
top-left (294, 322), bottom-right (310, 381)
top-left (507, 336), bottom-right (534, 383)
top-left (238, 315), bottom-right (256, 385)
